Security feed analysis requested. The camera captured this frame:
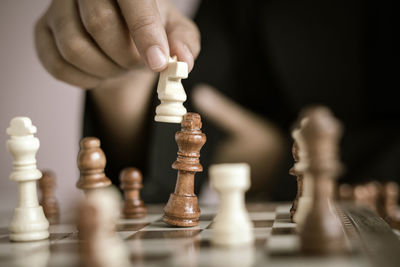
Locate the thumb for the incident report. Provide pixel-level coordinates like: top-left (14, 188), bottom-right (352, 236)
top-left (118, 0), bottom-right (169, 72)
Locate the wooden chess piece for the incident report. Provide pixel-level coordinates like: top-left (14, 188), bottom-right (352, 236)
top-left (289, 141), bottom-right (303, 222)
top-left (163, 113), bottom-right (206, 227)
top-left (292, 124), bottom-right (312, 229)
top-left (155, 56), bottom-right (188, 123)
top-left (119, 167), bottom-right (147, 219)
top-left (338, 183), bottom-right (354, 201)
top-left (38, 170), bottom-right (60, 224)
top-left (365, 181), bottom-right (381, 213)
top-left (381, 182), bottom-right (400, 229)
top-left (76, 137), bottom-right (111, 194)
top-left (299, 106), bottom-right (346, 254)
top-left (78, 187), bottom-right (129, 267)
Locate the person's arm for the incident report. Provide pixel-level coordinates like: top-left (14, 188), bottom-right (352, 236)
top-left (192, 85), bottom-right (287, 195)
top-left (34, 0), bottom-right (201, 156)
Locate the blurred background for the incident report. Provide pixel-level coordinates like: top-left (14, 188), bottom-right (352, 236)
top-left (0, 1), bottom-right (82, 212)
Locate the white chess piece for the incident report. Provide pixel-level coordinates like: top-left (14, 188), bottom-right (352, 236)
top-left (292, 119), bottom-right (313, 231)
top-left (6, 117), bottom-right (49, 241)
top-left (84, 187), bottom-right (130, 267)
top-left (210, 163), bottom-right (254, 247)
top-left (154, 56), bottom-right (188, 123)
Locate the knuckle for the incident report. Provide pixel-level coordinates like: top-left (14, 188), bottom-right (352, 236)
top-left (50, 16), bottom-right (70, 33)
top-left (48, 58), bottom-right (66, 81)
top-left (60, 38), bottom-right (86, 63)
top-left (129, 15), bottom-right (158, 35)
top-left (85, 7), bottom-right (115, 35)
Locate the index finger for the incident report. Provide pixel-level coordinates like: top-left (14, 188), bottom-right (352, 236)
top-left (117, 0), bottom-right (169, 72)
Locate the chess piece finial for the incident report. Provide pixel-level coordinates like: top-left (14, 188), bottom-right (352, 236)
top-left (299, 106), bottom-right (346, 254)
top-left (77, 137), bottom-right (111, 194)
top-left (39, 170), bottom-right (60, 223)
top-left (119, 167), bottom-right (147, 218)
top-left (163, 112), bottom-right (206, 227)
top-left (154, 56), bottom-right (188, 123)
top-left (7, 117), bottom-right (49, 241)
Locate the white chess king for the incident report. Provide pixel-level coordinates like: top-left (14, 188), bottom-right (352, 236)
top-left (210, 163), bottom-right (254, 247)
top-left (6, 117), bottom-right (49, 241)
top-left (154, 56), bottom-right (188, 123)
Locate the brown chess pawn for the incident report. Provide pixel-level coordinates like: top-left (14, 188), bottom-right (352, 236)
top-left (299, 106), bottom-right (346, 254)
top-left (381, 182), bottom-right (400, 229)
top-left (76, 137), bottom-right (111, 194)
top-left (119, 167), bottom-right (147, 219)
top-left (289, 141), bottom-right (303, 221)
top-left (38, 170), bottom-right (59, 224)
top-left (338, 183), bottom-right (354, 202)
top-left (163, 113), bottom-right (206, 227)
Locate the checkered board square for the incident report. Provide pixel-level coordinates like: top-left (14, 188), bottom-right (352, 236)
top-left (0, 203), bottom-right (376, 267)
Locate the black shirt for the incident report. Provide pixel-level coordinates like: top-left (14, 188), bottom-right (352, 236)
top-left (84, 0), bottom-right (397, 203)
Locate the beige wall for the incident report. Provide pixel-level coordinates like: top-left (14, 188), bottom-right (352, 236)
top-left (0, 1), bottom-right (83, 212)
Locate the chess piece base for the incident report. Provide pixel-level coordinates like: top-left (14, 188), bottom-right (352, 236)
top-left (163, 194), bottom-right (200, 227)
top-left (212, 222), bottom-right (254, 247)
top-left (9, 206), bottom-right (49, 241)
top-left (124, 204), bottom-right (147, 219)
top-left (154, 115), bottom-right (183, 123)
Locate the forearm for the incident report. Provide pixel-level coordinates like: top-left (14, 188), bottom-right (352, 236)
top-left (90, 68), bottom-right (157, 152)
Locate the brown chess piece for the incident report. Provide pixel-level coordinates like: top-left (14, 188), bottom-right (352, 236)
top-left (163, 113), bottom-right (206, 227)
top-left (381, 182), bottom-right (400, 229)
top-left (119, 167), bottom-right (147, 219)
top-left (338, 183), bottom-right (354, 202)
top-left (76, 137), bottom-right (111, 194)
top-left (289, 141), bottom-right (303, 222)
top-left (38, 170), bottom-right (59, 224)
top-left (299, 106), bottom-right (346, 254)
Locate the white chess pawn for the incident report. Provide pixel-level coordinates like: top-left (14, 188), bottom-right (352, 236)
top-left (210, 163), bottom-right (254, 247)
top-left (154, 56), bottom-right (188, 123)
top-left (292, 119), bottom-right (313, 231)
top-left (6, 117), bottom-right (49, 241)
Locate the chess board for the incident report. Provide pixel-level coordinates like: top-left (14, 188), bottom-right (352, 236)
top-left (0, 203), bottom-right (399, 267)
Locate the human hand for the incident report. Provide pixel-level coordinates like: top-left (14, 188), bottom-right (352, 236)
top-left (192, 85), bottom-right (287, 191)
top-left (34, 0), bottom-right (200, 89)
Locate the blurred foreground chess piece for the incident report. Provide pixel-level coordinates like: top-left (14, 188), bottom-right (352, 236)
top-left (77, 137), bottom-right (111, 195)
top-left (163, 113), bottom-right (206, 227)
top-left (210, 163), bottom-right (254, 247)
top-left (38, 170), bottom-right (60, 224)
top-left (120, 167), bottom-right (147, 219)
top-left (6, 117), bottom-right (49, 241)
top-left (78, 187), bottom-right (129, 267)
top-left (298, 106), bottom-right (346, 254)
top-left (292, 120), bottom-right (311, 229)
top-left (155, 56), bottom-right (188, 123)
top-left (338, 183), bottom-right (354, 202)
top-left (289, 141), bottom-right (303, 221)
top-left (381, 182), bottom-right (400, 229)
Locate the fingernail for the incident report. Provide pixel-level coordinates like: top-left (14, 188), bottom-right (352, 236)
top-left (182, 44), bottom-right (194, 72)
top-left (146, 46), bottom-right (167, 71)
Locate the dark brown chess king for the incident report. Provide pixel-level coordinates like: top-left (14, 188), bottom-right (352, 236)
top-left (163, 113), bottom-right (206, 227)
